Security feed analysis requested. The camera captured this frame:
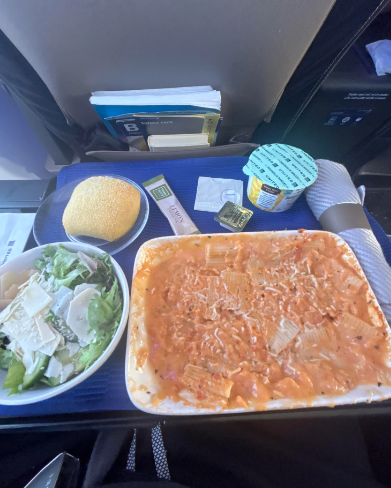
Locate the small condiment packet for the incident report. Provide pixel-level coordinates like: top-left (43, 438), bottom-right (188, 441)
top-left (143, 174), bottom-right (201, 235)
top-left (194, 177), bottom-right (243, 212)
top-left (214, 201), bottom-right (253, 232)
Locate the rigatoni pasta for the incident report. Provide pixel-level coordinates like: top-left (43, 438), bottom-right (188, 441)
top-left (129, 231), bottom-right (391, 412)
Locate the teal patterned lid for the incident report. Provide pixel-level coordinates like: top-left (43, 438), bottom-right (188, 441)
top-left (243, 144), bottom-right (318, 190)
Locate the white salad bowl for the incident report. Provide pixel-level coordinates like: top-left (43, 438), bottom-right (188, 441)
top-left (0, 242), bottom-right (129, 405)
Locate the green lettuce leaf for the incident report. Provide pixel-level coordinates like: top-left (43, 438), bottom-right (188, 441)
top-left (76, 331), bottom-right (113, 371)
top-left (44, 310), bottom-right (55, 324)
top-left (37, 244), bottom-right (89, 291)
top-left (50, 346), bottom-right (81, 383)
top-left (87, 276), bottom-right (122, 331)
top-left (37, 245), bottom-right (118, 295)
top-left (32, 245), bottom-right (122, 376)
top-left (0, 348), bottom-right (13, 370)
top-left (54, 347), bottom-right (74, 366)
top-left (81, 270), bottom-right (122, 371)
top-left (53, 266), bottom-right (88, 291)
top-left (52, 244), bottom-right (81, 278)
top-left (102, 277), bottom-right (121, 310)
top-left (100, 252), bottom-right (112, 268)
top-left (43, 245), bottom-right (57, 259)
top-left (46, 375), bottom-right (61, 387)
top-left (83, 253), bottom-right (115, 289)
top-left (0, 335), bottom-right (13, 370)
top-left (86, 271), bottom-right (122, 353)
top-left (87, 295), bottom-right (114, 331)
top-left (33, 258), bottom-right (46, 272)
top-left (3, 357), bottom-right (25, 395)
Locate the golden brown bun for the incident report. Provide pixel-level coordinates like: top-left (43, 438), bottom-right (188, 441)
top-left (62, 176), bottom-right (141, 242)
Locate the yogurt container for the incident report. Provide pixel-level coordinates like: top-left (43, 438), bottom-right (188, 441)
top-left (243, 144), bottom-right (318, 212)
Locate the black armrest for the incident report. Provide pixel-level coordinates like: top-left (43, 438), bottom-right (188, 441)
top-left (0, 178), bottom-right (56, 211)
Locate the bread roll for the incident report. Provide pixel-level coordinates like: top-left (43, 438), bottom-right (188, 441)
top-left (63, 177), bottom-right (141, 242)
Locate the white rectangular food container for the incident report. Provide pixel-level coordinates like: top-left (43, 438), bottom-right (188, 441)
top-left (125, 230), bottom-right (391, 415)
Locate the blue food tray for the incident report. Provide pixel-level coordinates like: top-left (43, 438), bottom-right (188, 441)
top-left (1, 156), bottom-right (390, 417)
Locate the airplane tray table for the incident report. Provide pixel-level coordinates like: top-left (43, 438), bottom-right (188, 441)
top-left (1, 156), bottom-right (391, 431)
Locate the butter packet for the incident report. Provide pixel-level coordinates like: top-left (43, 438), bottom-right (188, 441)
top-left (214, 201), bottom-right (253, 232)
top-left (143, 175), bottom-right (201, 235)
top-left (194, 177), bottom-right (243, 212)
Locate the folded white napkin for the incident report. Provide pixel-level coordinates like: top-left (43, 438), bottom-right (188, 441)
top-left (0, 213), bottom-right (35, 267)
top-left (194, 177), bottom-right (243, 212)
top-left (305, 159), bottom-right (391, 322)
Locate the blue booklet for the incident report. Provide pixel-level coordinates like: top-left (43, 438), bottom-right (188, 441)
top-left (89, 87), bottom-right (221, 149)
top-left (106, 111), bottom-right (221, 148)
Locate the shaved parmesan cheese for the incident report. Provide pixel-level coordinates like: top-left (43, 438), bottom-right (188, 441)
top-left (39, 324), bottom-right (63, 356)
top-left (67, 288), bottom-right (100, 344)
top-left (23, 351), bottom-right (42, 375)
top-left (206, 277), bottom-right (220, 307)
top-left (18, 269), bottom-right (38, 285)
top-left (2, 300), bottom-right (63, 355)
top-left (0, 288), bottom-right (24, 323)
top-left (44, 356), bottom-right (63, 379)
top-left (34, 314), bottom-right (56, 344)
top-left (44, 354), bottom-right (74, 383)
top-left (18, 272), bottom-right (39, 290)
top-left (0, 295), bottom-right (24, 321)
top-left (38, 275), bottom-right (55, 293)
top-left (22, 350), bottom-right (35, 373)
top-left (74, 284), bottom-right (98, 298)
top-left (52, 286), bottom-right (74, 319)
top-left (53, 285), bottom-right (72, 302)
top-left (4, 308), bottom-right (43, 351)
top-left (65, 342), bottom-right (80, 357)
top-left (22, 282), bottom-right (53, 318)
top-left (60, 363), bottom-right (74, 383)
top-left (7, 339), bottom-right (23, 361)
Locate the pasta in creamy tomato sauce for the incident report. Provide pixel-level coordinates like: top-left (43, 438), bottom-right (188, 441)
top-left (133, 232), bottom-right (391, 410)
